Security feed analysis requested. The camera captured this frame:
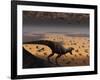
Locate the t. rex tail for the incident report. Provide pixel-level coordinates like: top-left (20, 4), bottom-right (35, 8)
top-left (23, 40), bottom-right (54, 48)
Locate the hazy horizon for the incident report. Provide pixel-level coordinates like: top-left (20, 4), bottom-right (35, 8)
top-left (23, 11), bottom-right (89, 35)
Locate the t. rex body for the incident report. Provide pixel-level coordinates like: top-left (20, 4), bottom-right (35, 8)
top-left (24, 40), bottom-right (74, 65)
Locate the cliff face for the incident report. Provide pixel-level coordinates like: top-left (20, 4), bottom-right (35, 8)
top-left (23, 11), bottom-right (89, 24)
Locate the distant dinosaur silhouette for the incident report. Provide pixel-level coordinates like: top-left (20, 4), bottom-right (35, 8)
top-left (23, 40), bottom-right (74, 65)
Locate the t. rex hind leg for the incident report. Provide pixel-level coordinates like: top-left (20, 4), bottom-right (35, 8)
top-left (55, 54), bottom-right (62, 66)
top-left (70, 51), bottom-right (73, 55)
top-left (47, 53), bottom-right (54, 64)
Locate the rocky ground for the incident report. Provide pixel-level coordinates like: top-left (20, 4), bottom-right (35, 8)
top-left (23, 33), bottom-right (89, 68)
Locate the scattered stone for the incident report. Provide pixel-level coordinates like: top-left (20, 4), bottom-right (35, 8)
top-left (84, 49), bottom-right (88, 53)
top-left (75, 50), bottom-right (79, 52)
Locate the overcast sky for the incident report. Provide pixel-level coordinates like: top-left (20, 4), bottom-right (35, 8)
top-left (23, 12), bottom-right (89, 34)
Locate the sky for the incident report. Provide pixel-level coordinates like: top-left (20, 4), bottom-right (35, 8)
top-left (23, 11), bottom-right (89, 35)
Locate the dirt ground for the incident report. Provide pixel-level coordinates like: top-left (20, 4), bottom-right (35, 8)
top-left (23, 33), bottom-right (89, 67)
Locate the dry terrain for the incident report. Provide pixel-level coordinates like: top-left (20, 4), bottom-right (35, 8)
top-left (23, 33), bottom-right (89, 67)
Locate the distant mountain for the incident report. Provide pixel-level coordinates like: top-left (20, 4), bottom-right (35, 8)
top-left (46, 32), bottom-right (89, 37)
